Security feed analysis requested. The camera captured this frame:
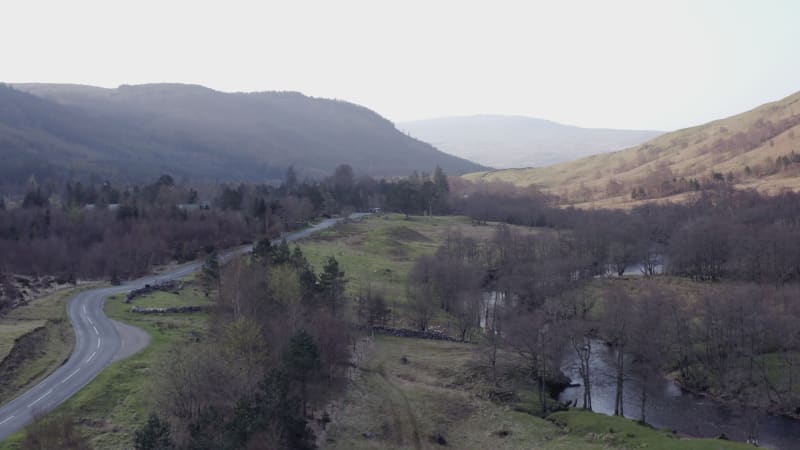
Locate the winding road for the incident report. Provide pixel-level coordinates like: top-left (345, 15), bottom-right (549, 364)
top-left (0, 215), bottom-right (363, 441)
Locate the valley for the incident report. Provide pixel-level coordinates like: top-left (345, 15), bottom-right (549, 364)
top-left (2, 4), bottom-right (799, 448)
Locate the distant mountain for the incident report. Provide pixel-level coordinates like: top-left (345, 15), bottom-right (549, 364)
top-left (465, 90), bottom-right (800, 208)
top-left (398, 115), bottom-right (662, 168)
top-left (0, 83), bottom-right (485, 184)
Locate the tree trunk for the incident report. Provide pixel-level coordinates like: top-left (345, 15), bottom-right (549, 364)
top-left (614, 345), bottom-right (625, 416)
top-left (582, 341), bottom-right (592, 411)
top-left (572, 336), bottom-right (593, 411)
top-left (640, 373), bottom-right (647, 423)
top-left (490, 340), bottom-right (498, 387)
top-left (301, 374), bottom-right (307, 417)
top-left (539, 367), bottom-right (548, 417)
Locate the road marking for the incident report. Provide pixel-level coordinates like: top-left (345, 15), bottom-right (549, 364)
top-left (97, 339), bottom-right (101, 349)
top-left (92, 325), bottom-right (99, 335)
top-left (27, 389), bottom-right (52, 408)
top-left (82, 305), bottom-right (87, 314)
top-left (62, 368), bottom-right (80, 383)
top-left (0, 415), bottom-right (14, 425)
top-left (86, 351), bottom-right (97, 363)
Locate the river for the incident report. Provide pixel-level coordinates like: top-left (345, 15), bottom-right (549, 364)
top-left (558, 341), bottom-right (800, 449)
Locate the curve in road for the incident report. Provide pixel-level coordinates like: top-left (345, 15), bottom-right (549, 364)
top-left (0, 215), bottom-right (363, 441)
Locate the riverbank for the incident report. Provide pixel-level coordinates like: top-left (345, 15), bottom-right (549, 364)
top-left (324, 334), bottom-right (754, 449)
top-left (670, 370), bottom-right (800, 421)
top-left (581, 276), bottom-right (800, 424)
top-left (559, 335), bottom-right (800, 449)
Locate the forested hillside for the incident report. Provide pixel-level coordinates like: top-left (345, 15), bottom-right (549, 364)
top-left (0, 83), bottom-right (484, 185)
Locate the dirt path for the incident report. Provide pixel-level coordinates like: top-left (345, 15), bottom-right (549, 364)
top-left (378, 365), bottom-right (422, 450)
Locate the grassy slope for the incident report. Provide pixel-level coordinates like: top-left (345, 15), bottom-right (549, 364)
top-left (301, 214), bottom-right (452, 305)
top-left (1, 281), bottom-right (211, 450)
top-left (300, 213), bottom-right (543, 328)
top-left (465, 90), bottom-right (800, 206)
top-left (325, 335), bottom-right (585, 450)
top-left (549, 410), bottom-right (753, 450)
top-left (0, 322), bottom-right (46, 362)
top-left (326, 335), bottom-right (751, 450)
top-left (0, 286), bottom-right (97, 405)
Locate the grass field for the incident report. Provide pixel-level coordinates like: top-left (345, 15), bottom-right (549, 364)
top-left (300, 213), bottom-right (542, 328)
top-left (324, 335), bottom-right (581, 450)
top-left (324, 335), bottom-right (752, 450)
top-left (302, 214), bottom-right (471, 300)
top-left (549, 410), bottom-right (754, 450)
top-left (0, 286), bottom-right (96, 406)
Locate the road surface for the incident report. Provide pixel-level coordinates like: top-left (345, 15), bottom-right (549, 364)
top-left (0, 215), bottom-right (364, 441)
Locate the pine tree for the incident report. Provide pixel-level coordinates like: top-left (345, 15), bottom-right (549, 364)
top-left (283, 331), bottom-right (320, 415)
top-left (252, 238), bottom-right (272, 262)
top-left (200, 252), bottom-right (221, 296)
top-left (319, 256), bottom-right (346, 315)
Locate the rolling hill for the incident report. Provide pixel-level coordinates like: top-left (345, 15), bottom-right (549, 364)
top-left (465, 90), bottom-right (800, 208)
top-left (0, 83), bottom-right (485, 185)
top-left (398, 115), bottom-right (662, 168)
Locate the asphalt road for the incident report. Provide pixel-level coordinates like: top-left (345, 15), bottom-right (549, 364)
top-left (0, 215), bottom-right (363, 441)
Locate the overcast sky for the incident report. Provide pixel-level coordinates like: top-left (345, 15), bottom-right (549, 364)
top-left (3, 0), bottom-right (799, 130)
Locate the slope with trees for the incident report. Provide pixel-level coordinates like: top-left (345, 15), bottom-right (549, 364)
top-left (0, 82), bottom-right (485, 186)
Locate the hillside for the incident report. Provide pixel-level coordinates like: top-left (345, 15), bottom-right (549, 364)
top-left (398, 115), bottom-right (661, 168)
top-left (465, 90), bottom-right (800, 207)
top-left (0, 83), bottom-right (485, 184)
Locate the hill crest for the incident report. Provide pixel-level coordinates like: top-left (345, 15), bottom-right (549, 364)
top-left (398, 115), bottom-right (662, 168)
top-left (1, 83), bottom-right (485, 185)
top-left (465, 90), bottom-right (800, 208)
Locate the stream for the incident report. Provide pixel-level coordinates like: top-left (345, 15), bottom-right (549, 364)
top-left (558, 341), bottom-right (800, 449)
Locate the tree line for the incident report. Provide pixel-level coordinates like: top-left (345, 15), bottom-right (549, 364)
top-left (0, 165), bottom-right (452, 312)
top-left (450, 181), bottom-right (800, 284)
top-left (405, 221), bottom-right (800, 424)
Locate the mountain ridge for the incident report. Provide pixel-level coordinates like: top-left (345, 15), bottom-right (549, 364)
top-left (398, 115), bottom-right (662, 168)
top-left (465, 90), bottom-right (800, 208)
top-left (0, 82), bottom-right (486, 185)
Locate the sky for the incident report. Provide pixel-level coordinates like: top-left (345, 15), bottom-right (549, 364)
top-left (2, 0), bottom-right (799, 131)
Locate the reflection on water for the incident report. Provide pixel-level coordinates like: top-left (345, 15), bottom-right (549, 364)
top-left (558, 340), bottom-right (800, 449)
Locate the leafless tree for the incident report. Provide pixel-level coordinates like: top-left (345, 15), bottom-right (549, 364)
top-left (602, 285), bottom-right (634, 416)
top-left (628, 286), bottom-right (669, 423)
top-left (506, 301), bottom-right (567, 417)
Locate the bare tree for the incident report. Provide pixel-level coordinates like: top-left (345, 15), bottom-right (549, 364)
top-left (21, 413), bottom-right (92, 450)
top-left (602, 285), bottom-right (634, 416)
top-left (506, 301), bottom-right (567, 417)
top-left (628, 286), bottom-right (668, 423)
top-left (452, 288), bottom-right (481, 342)
top-left (408, 255), bottom-right (438, 330)
top-left (567, 319), bottom-right (594, 411)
